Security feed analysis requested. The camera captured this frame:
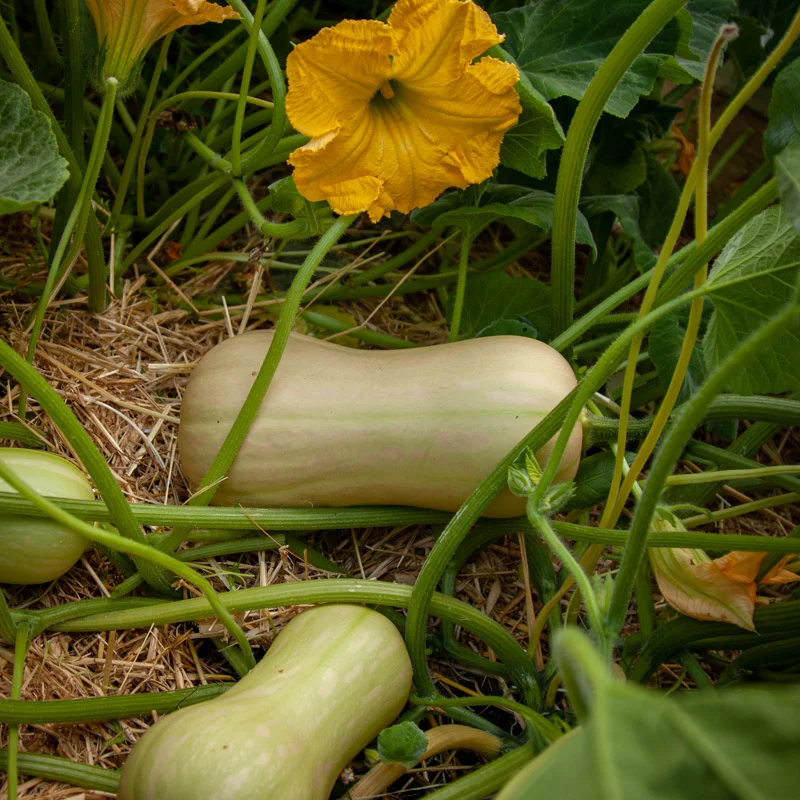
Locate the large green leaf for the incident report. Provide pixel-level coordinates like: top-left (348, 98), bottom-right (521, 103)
top-left (451, 271), bottom-right (552, 341)
top-left (500, 85), bottom-right (565, 180)
top-left (703, 206), bottom-right (800, 395)
top-left (776, 143), bottom-right (800, 237)
top-left (765, 57), bottom-right (800, 156)
top-left (580, 194), bottom-right (656, 271)
top-left (493, 0), bottom-right (680, 118)
top-left (498, 681), bottom-right (800, 799)
top-left (498, 630), bottom-right (800, 800)
top-left (0, 79), bottom-right (69, 215)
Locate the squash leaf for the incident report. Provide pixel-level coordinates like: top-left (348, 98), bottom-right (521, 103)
top-left (449, 272), bottom-right (552, 341)
top-left (776, 142), bottom-right (800, 238)
top-left (497, 629), bottom-right (800, 800)
top-left (0, 79), bottom-right (69, 215)
top-left (764, 57), bottom-right (800, 157)
top-left (493, 0), bottom-right (684, 118)
top-left (704, 206), bottom-right (800, 395)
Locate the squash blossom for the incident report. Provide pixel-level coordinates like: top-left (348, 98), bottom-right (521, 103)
top-left (84, 0), bottom-right (238, 86)
top-left (649, 509), bottom-right (798, 631)
top-left (285, 0), bottom-right (522, 222)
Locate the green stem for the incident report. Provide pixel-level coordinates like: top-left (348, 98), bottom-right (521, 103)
top-left (0, 750), bottom-right (120, 794)
top-left (6, 622), bottom-right (30, 800)
top-left (0, 684), bottom-right (227, 725)
top-left (1, 493), bottom-right (795, 554)
top-left (61, 0), bottom-right (84, 169)
top-left (662, 465), bottom-right (800, 486)
top-left (42, 581), bottom-right (534, 689)
top-left (410, 694), bottom-right (560, 743)
top-left (107, 34), bottom-right (172, 232)
top-left (233, 177), bottom-right (309, 237)
top-left (681, 493), bottom-right (800, 528)
top-left (0, 589), bottom-right (18, 643)
top-left (226, 0), bottom-right (287, 173)
top-left (527, 503), bottom-right (606, 653)
top-left (0, 340), bottom-right (177, 596)
top-left (606, 293), bottom-right (800, 640)
top-left (23, 78), bottom-right (119, 403)
top-left (449, 232), bottom-right (471, 342)
top-left (33, 0), bottom-right (62, 65)
top-left (550, 0), bottom-right (687, 337)
top-left (0, 459), bottom-right (256, 671)
top-left (231, 0), bottom-right (269, 176)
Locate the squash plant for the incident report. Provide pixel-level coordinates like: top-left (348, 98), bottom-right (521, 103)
top-left (1, 0), bottom-right (800, 798)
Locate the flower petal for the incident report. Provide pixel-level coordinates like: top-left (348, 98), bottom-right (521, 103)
top-left (290, 102), bottom-right (466, 221)
top-left (393, 57), bottom-right (520, 185)
top-left (286, 20), bottom-right (395, 138)
top-left (389, 0), bottom-right (503, 87)
top-left (650, 547), bottom-right (757, 631)
top-left (169, 0), bottom-right (239, 24)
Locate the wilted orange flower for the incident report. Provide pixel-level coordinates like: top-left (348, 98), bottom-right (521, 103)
top-left (84, 0), bottom-right (238, 85)
top-left (649, 510), bottom-right (798, 631)
top-left (285, 0), bottom-right (522, 222)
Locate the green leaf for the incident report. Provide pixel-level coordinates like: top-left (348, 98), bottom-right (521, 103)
top-left (777, 142), bottom-right (800, 237)
top-left (580, 194), bottom-right (656, 271)
top-left (0, 79), bottom-right (69, 215)
top-left (500, 84), bottom-right (565, 180)
top-left (650, 305), bottom-right (710, 404)
top-left (765, 57), bottom-right (800, 157)
top-left (497, 673), bottom-right (800, 799)
top-left (475, 317), bottom-right (539, 340)
top-left (704, 206), bottom-right (800, 394)
top-left (453, 271), bottom-right (552, 341)
top-left (566, 451), bottom-right (635, 511)
top-left (635, 152), bottom-right (681, 248)
top-left (377, 722), bottom-right (428, 769)
top-left (494, 0), bottom-right (680, 118)
top-left (412, 185), bottom-right (596, 256)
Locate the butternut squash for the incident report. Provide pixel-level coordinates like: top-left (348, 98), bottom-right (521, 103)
top-left (117, 604), bottom-right (413, 800)
top-left (0, 448), bottom-right (93, 584)
top-left (178, 332), bottom-right (581, 517)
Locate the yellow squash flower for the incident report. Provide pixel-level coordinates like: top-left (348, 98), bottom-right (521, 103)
top-left (285, 0), bottom-right (522, 222)
top-left (84, 0), bottom-right (238, 85)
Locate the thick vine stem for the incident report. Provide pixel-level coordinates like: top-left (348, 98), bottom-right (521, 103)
top-left (348, 725), bottom-right (503, 799)
top-left (550, 0), bottom-right (688, 337)
top-left (0, 460), bottom-right (257, 671)
top-left (225, 0), bottom-right (287, 173)
top-left (6, 622), bottom-right (30, 800)
top-left (606, 292), bottom-right (800, 640)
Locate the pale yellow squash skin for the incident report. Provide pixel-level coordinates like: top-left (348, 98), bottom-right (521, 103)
top-left (117, 604), bottom-right (413, 800)
top-left (179, 332), bottom-right (582, 517)
top-left (0, 448), bottom-right (93, 584)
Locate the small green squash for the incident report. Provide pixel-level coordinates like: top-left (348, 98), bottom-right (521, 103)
top-left (178, 332), bottom-right (581, 517)
top-left (117, 604), bottom-right (413, 800)
top-left (0, 448), bottom-right (93, 584)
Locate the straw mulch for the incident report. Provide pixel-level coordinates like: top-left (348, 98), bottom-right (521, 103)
top-left (1, 209), bottom-right (798, 799)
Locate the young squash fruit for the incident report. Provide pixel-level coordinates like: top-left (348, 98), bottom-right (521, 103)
top-left (178, 332), bottom-right (581, 517)
top-left (117, 604), bottom-right (413, 800)
top-left (0, 448), bottom-right (93, 584)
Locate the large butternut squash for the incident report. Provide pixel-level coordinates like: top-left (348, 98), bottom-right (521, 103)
top-left (117, 604), bottom-right (413, 800)
top-left (178, 332), bottom-right (581, 517)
